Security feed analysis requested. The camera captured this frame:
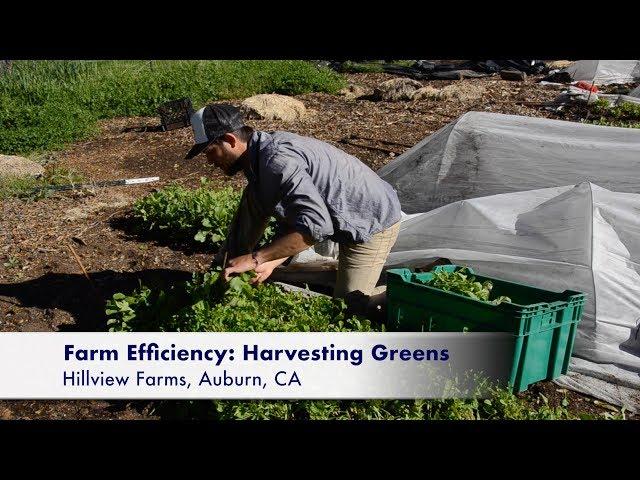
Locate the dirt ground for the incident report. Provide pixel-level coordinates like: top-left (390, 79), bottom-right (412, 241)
top-left (0, 72), bottom-right (635, 420)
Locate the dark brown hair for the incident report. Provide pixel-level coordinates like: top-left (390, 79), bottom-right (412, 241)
top-left (231, 125), bottom-right (254, 143)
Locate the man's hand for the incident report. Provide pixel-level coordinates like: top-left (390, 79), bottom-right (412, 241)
top-left (223, 254), bottom-right (257, 281)
top-left (250, 257), bottom-right (289, 284)
top-left (223, 255), bottom-right (289, 283)
top-left (224, 230), bottom-right (315, 282)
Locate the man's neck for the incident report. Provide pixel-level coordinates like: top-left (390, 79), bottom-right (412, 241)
top-left (238, 152), bottom-right (250, 170)
top-left (239, 130), bottom-right (260, 180)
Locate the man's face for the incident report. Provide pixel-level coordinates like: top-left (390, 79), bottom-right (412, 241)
top-left (204, 137), bottom-right (242, 176)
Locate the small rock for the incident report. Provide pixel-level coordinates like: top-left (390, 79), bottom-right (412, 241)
top-left (374, 78), bottom-right (423, 102)
top-left (547, 60), bottom-right (573, 70)
top-left (438, 83), bottom-right (487, 102)
top-left (0, 155), bottom-right (45, 178)
top-left (338, 83), bottom-right (370, 100)
top-left (241, 94), bottom-right (308, 122)
top-left (412, 86), bottom-right (441, 101)
top-left (500, 69), bottom-right (527, 82)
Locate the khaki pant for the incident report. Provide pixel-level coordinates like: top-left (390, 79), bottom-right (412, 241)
top-left (220, 187), bottom-right (401, 299)
top-left (333, 221), bottom-right (400, 299)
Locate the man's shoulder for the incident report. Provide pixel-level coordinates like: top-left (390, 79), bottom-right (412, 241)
top-left (255, 131), bottom-right (302, 168)
top-left (271, 130), bottom-right (333, 148)
top-left (255, 130), bottom-right (302, 142)
top-left (269, 130), bottom-right (304, 141)
top-left (247, 132), bottom-right (295, 181)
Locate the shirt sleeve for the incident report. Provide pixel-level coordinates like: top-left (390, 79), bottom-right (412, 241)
top-left (257, 155), bottom-right (334, 243)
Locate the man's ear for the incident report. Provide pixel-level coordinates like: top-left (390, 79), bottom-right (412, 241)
top-left (222, 132), bottom-right (237, 148)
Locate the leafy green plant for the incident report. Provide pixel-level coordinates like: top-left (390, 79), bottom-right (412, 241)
top-left (0, 175), bottom-right (40, 200)
top-left (586, 98), bottom-right (640, 129)
top-left (3, 256), bottom-right (21, 269)
top-left (131, 180), bottom-right (275, 249)
top-left (421, 267), bottom-right (511, 305)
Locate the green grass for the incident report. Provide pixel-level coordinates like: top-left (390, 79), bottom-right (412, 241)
top-left (0, 166), bottom-right (84, 200)
top-left (0, 60), bottom-right (347, 155)
top-left (338, 60), bottom-right (416, 73)
top-left (339, 61), bottom-right (386, 73)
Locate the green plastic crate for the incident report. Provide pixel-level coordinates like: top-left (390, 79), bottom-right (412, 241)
top-left (386, 265), bottom-right (586, 392)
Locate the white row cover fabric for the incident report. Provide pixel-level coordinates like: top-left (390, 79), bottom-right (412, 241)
top-left (377, 112), bottom-right (640, 214)
top-left (559, 60), bottom-right (640, 85)
top-left (599, 93), bottom-right (640, 106)
top-left (385, 182), bottom-right (640, 410)
top-left (553, 86), bottom-right (640, 106)
top-left (631, 85), bottom-right (640, 98)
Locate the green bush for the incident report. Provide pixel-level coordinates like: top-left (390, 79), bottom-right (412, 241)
top-left (0, 60), bottom-right (347, 155)
top-left (131, 180), bottom-right (275, 248)
top-left (0, 95), bottom-right (97, 154)
top-left (337, 60), bottom-right (416, 73)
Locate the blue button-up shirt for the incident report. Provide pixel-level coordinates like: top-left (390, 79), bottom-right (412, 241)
top-left (243, 130), bottom-right (401, 244)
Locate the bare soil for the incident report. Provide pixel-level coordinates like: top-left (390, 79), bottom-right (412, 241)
top-left (0, 72), bottom-right (635, 420)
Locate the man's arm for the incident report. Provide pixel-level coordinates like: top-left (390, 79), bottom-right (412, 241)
top-left (223, 186), bottom-right (271, 259)
top-left (223, 156), bottom-right (332, 281)
top-left (223, 230), bottom-right (315, 281)
top-left (255, 230), bottom-right (315, 264)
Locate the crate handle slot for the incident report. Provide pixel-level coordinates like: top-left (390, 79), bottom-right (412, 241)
top-left (547, 300), bottom-right (568, 309)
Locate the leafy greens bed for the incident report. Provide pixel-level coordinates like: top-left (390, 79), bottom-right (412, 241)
top-left (131, 180), bottom-right (275, 249)
top-left (106, 269), bottom-right (368, 334)
top-left (104, 269), bottom-right (591, 420)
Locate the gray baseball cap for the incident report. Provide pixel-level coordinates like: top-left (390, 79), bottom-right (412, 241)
top-left (184, 104), bottom-right (245, 159)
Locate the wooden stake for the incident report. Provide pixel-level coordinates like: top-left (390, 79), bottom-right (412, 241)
top-left (67, 243), bottom-right (96, 291)
top-left (584, 78), bottom-right (597, 122)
